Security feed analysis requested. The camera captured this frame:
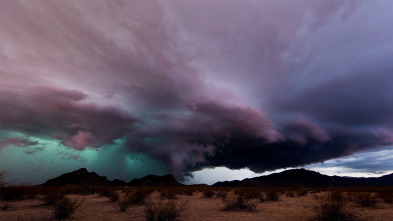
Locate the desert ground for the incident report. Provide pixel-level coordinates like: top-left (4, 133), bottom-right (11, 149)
top-left (1, 187), bottom-right (393, 221)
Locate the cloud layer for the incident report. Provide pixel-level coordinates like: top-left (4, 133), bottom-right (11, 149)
top-left (1, 0), bottom-right (393, 177)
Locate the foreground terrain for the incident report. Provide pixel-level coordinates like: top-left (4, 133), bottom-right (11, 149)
top-left (1, 186), bottom-right (393, 220)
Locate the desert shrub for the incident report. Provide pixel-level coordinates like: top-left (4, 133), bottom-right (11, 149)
top-left (52, 197), bottom-right (82, 219)
top-left (265, 189), bottom-right (279, 201)
top-left (378, 190), bottom-right (393, 204)
top-left (161, 189), bottom-right (177, 199)
top-left (223, 195), bottom-right (257, 212)
top-left (286, 190), bottom-right (295, 198)
top-left (127, 187), bottom-right (153, 204)
top-left (61, 185), bottom-right (84, 194)
top-left (178, 188), bottom-right (194, 196)
top-left (107, 190), bottom-right (120, 202)
top-left (259, 193), bottom-right (265, 202)
top-left (356, 192), bottom-right (377, 207)
top-left (297, 186), bottom-right (309, 196)
top-left (203, 189), bottom-right (215, 198)
top-left (117, 195), bottom-right (131, 212)
top-left (313, 191), bottom-right (358, 221)
top-left (215, 190), bottom-right (228, 199)
top-left (144, 199), bottom-right (187, 221)
top-left (235, 188), bottom-right (262, 199)
top-left (42, 191), bottom-right (65, 206)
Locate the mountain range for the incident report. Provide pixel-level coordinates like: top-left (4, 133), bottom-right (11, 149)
top-left (40, 168), bottom-right (393, 187)
top-left (41, 168), bottom-right (182, 187)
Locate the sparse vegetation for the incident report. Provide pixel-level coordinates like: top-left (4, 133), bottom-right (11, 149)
top-left (286, 189), bottom-right (295, 198)
top-left (265, 189), bottom-right (280, 201)
top-left (297, 186), bottom-right (309, 196)
top-left (3, 185), bottom-right (393, 220)
top-left (160, 189), bottom-right (177, 199)
top-left (215, 190), bottom-right (228, 199)
top-left (52, 197), bottom-right (82, 219)
top-left (223, 194), bottom-right (257, 212)
top-left (41, 191), bottom-right (66, 206)
top-left (355, 192), bottom-right (377, 207)
top-left (313, 191), bottom-right (358, 221)
top-left (235, 188), bottom-right (262, 199)
top-left (379, 190), bottom-right (393, 204)
top-left (117, 194), bottom-right (131, 212)
top-left (144, 199), bottom-right (187, 221)
top-left (203, 189), bottom-right (215, 198)
top-left (127, 187), bottom-right (153, 204)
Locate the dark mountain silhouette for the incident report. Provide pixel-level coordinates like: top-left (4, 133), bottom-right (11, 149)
top-left (128, 174), bottom-right (184, 187)
top-left (40, 168), bottom-right (183, 187)
top-left (40, 168), bottom-right (393, 187)
top-left (41, 168), bottom-right (114, 186)
top-left (213, 168), bottom-right (393, 187)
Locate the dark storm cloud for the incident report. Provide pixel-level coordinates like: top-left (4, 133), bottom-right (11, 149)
top-left (1, 0), bottom-right (393, 177)
top-left (126, 99), bottom-right (280, 174)
top-left (198, 125), bottom-right (393, 173)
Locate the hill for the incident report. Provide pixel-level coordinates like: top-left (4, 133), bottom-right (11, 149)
top-left (40, 168), bottom-right (183, 187)
top-left (213, 168), bottom-right (393, 187)
top-left (41, 168), bottom-right (115, 186)
top-left (128, 174), bottom-right (184, 186)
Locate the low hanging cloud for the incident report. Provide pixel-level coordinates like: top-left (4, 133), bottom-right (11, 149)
top-left (1, 0), bottom-right (393, 177)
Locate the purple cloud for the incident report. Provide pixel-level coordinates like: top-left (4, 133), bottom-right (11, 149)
top-left (1, 0), bottom-right (393, 177)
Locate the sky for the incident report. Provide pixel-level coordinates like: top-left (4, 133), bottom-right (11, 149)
top-left (1, 0), bottom-right (393, 185)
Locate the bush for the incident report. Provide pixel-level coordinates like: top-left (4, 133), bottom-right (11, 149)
top-left (259, 194), bottom-right (265, 202)
top-left (379, 191), bottom-right (393, 204)
top-left (52, 197), bottom-right (82, 219)
top-left (215, 191), bottom-right (228, 199)
top-left (235, 188), bottom-right (262, 199)
top-left (313, 191), bottom-right (358, 221)
top-left (223, 195), bottom-right (257, 212)
top-left (117, 195), bottom-right (131, 212)
top-left (181, 188), bottom-right (194, 196)
top-left (356, 192), bottom-right (377, 207)
top-left (297, 187), bottom-right (309, 196)
top-left (265, 189), bottom-right (279, 201)
top-left (144, 199), bottom-right (187, 221)
top-left (42, 191), bottom-right (65, 206)
top-left (127, 187), bottom-right (152, 204)
top-left (203, 189), bottom-right (215, 198)
top-left (161, 189), bottom-right (177, 199)
top-left (286, 190), bottom-right (295, 198)
top-left (107, 191), bottom-right (120, 202)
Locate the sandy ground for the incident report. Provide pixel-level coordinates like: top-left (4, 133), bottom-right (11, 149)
top-left (1, 192), bottom-right (393, 221)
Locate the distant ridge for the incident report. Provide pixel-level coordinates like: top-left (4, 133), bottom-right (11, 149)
top-left (128, 174), bottom-right (184, 187)
top-left (213, 168), bottom-right (393, 187)
top-left (40, 168), bottom-right (182, 187)
top-left (41, 168), bottom-right (114, 186)
top-left (40, 168), bottom-right (393, 187)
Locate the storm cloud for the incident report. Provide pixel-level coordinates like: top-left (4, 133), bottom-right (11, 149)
top-left (1, 0), bottom-right (393, 178)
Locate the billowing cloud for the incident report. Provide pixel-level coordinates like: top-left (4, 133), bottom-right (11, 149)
top-left (0, 85), bottom-right (137, 149)
top-left (1, 0), bottom-right (393, 179)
